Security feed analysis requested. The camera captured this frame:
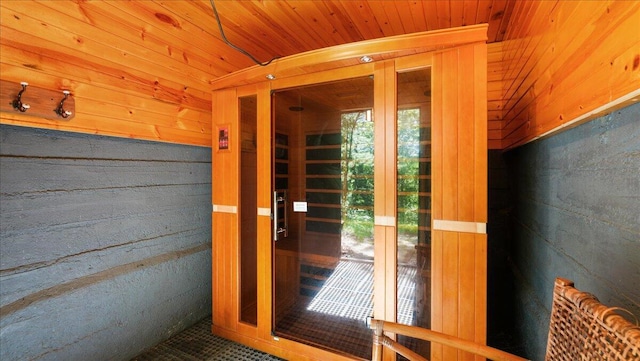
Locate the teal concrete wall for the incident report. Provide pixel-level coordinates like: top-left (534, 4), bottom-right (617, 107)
top-left (492, 103), bottom-right (640, 360)
top-left (0, 125), bottom-right (212, 361)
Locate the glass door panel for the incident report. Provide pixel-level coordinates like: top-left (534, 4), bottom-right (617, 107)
top-left (396, 68), bottom-right (432, 357)
top-left (272, 76), bottom-right (374, 359)
top-left (240, 95), bottom-right (258, 325)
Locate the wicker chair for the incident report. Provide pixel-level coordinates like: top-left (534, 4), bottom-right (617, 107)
top-left (370, 277), bottom-right (640, 361)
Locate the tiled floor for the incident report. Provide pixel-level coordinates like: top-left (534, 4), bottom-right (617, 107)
top-left (273, 260), bottom-right (418, 360)
top-left (131, 316), bottom-right (284, 361)
top-left (131, 260), bottom-right (424, 360)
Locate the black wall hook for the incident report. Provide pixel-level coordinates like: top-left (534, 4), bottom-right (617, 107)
top-left (12, 82), bottom-right (30, 112)
top-left (55, 90), bottom-right (72, 118)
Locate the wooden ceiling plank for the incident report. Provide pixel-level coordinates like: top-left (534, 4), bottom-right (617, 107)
top-left (450, 0), bottom-right (466, 28)
top-left (315, 1), bottom-right (366, 43)
top-left (486, 0), bottom-right (508, 42)
top-left (435, 0), bottom-right (452, 29)
top-left (257, 1), bottom-right (325, 53)
top-left (475, 0), bottom-right (493, 24)
top-left (422, 0), bottom-right (440, 31)
top-left (380, 1), bottom-right (408, 35)
top-left (207, 1), bottom-right (305, 61)
top-left (263, 0), bottom-right (329, 50)
top-left (405, 1), bottom-right (429, 33)
top-left (161, 0), bottom-right (302, 64)
top-left (211, 25), bottom-right (488, 89)
top-left (462, 0), bottom-right (478, 27)
top-left (338, 1), bottom-right (386, 40)
top-left (184, 0), bottom-right (299, 63)
top-left (118, 0), bottom-right (248, 71)
top-left (364, 1), bottom-right (397, 37)
top-left (493, 0), bottom-right (516, 42)
top-left (503, 0), bottom-right (544, 40)
top-left (283, 1), bottom-right (351, 47)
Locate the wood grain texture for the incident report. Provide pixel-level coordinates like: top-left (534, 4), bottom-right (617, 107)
top-left (487, 42), bottom-right (504, 149)
top-left (211, 25), bottom-right (488, 90)
top-left (210, 25), bottom-right (488, 361)
top-left (0, 0), bottom-right (213, 146)
top-left (0, 1), bottom-right (512, 147)
top-left (498, 0), bottom-right (640, 149)
top-left (0, 80), bottom-right (76, 120)
top-left (211, 88), bottom-right (240, 331)
top-left (431, 43), bottom-right (488, 360)
top-left (4, 0), bottom-right (631, 150)
top-left (255, 82), bottom-right (273, 339)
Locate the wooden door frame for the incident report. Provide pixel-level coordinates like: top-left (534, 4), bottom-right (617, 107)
top-left (211, 25), bottom-right (488, 361)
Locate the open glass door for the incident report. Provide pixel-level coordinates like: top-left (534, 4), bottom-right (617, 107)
top-left (271, 76), bottom-right (375, 359)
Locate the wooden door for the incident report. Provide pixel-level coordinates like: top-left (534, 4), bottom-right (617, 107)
top-left (210, 28), bottom-right (488, 361)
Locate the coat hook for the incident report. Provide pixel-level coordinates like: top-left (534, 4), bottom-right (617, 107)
top-left (55, 90), bottom-right (72, 118)
top-left (12, 82), bottom-right (30, 112)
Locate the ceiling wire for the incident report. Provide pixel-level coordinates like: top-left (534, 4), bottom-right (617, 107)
top-left (209, 0), bottom-right (279, 67)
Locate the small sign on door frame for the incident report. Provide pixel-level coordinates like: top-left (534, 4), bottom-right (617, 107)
top-left (216, 124), bottom-right (230, 152)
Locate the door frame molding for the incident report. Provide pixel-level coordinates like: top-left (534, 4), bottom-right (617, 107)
top-left (211, 25), bottom-right (488, 361)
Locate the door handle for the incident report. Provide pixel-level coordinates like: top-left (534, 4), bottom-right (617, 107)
top-left (273, 190), bottom-right (288, 241)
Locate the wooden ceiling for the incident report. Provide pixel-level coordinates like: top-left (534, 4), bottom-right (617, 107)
top-left (161, 0), bottom-right (515, 76)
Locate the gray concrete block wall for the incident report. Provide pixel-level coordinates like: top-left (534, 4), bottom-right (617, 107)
top-left (0, 125), bottom-right (212, 361)
top-left (501, 103), bottom-right (640, 360)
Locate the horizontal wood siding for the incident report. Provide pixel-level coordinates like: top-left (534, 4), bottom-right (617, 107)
top-left (0, 124), bottom-right (212, 361)
top-left (487, 42), bottom-right (504, 149)
top-left (498, 0), bottom-right (640, 149)
top-left (0, 0), bottom-right (217, 146)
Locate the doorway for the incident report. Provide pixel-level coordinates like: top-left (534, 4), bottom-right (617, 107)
top-left (268, 69), bottom-right (432, 359)
top-left (211, 28), bottom-right (488, 361)
top-left (271, 76), bottom-right (375, 359)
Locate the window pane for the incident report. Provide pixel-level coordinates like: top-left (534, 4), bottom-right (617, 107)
top-left (397, 68), bottom-right (432, 358)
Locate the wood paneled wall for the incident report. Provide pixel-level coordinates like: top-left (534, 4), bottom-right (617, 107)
top-left (3, 1), bottom-right (635, 150)
top-left (0, 0), bottom-right (218, 147)
top-left (487, 42), bottom-right (505, 149)
top-left (431, 42), bottom-right (488, 360)
top-left (211, 88), bottom-right (239, 331)
top-left (494, 1), bottom-right (640, 149)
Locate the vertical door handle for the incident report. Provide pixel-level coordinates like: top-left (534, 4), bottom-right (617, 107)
top-left (273, 191), bottom-right (288, 241)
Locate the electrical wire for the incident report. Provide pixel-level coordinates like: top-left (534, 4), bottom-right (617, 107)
top-left (209, 0), bottom-right (279, 67)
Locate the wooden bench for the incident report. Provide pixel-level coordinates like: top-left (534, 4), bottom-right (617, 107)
top-left (371, 277), bottom-right (640, 360)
